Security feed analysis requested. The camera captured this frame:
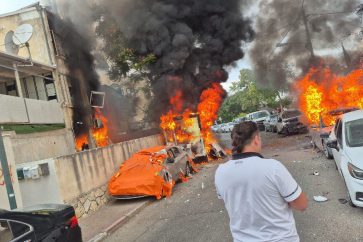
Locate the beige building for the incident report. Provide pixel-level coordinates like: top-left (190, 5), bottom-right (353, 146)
top-left (0, 4), bottom-right (76, 209)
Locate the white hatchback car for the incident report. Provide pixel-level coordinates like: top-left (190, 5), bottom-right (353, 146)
top-left (327, 110), bottom-right (363, 207)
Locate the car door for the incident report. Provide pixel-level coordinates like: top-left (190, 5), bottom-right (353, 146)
top-left (0, 219), bottom-right (36, 242)
top-left (333, 119), bottom-right (343, 170)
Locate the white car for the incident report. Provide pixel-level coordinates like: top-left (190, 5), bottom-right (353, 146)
top-left (327, 110), bottom-right (363, 207)
top-left (211, 124), bottom-right (221, 132)
top-left (221, 122), bottom-right (235, 133)
top-left (246, 110), bottom-right (271, 130)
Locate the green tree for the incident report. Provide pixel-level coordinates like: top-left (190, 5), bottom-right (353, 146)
top-left (218, 69), bottom-right (291, 122)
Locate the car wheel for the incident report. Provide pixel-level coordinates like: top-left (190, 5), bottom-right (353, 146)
top-left (322, 141), bottom-right (333, 159)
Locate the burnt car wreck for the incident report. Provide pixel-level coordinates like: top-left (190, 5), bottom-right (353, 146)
top-left (277, 109), bottom-right (308, 136)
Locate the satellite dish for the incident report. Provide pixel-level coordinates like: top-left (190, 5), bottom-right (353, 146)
top-left (5, 31), bottom-right (19, 55)
top-left (12, 24), bottom-right (33, 45)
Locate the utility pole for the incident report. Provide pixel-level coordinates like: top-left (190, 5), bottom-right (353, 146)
top-left (341, 42), bottom-right (352, 70)
top-left (301, 2), bottom-right (315, 61)
top-left (0, 129), bottom-right (17, 209)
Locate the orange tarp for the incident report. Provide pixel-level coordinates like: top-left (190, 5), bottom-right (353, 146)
top-left (108, 146), bottom-right (174, 199)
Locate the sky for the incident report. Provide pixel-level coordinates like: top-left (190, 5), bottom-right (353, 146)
top-left (0, 0), bottom-right (38, 14)
top-left (0, 0), bottom-right (252, 92)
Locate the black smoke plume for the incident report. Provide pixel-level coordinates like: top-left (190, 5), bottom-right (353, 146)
top-left (47, 12), bottom-right (100, 136)
top-left (250, 0), bottom-right (361, 88)
top-left (98, 0), bottom-right (254, 118)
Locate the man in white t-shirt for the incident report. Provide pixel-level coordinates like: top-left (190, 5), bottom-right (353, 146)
top-left (215, 121), bottom-right (308, 242)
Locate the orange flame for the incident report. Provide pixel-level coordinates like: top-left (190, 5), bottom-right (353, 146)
top-left (296, 67), bottom-right (363, 125)
top-left (197, 83), bottom-right (225, 144)
top-left (160, 83), bottom-right (224, 146)
top-left (75, 108), bottom-right (110, 151)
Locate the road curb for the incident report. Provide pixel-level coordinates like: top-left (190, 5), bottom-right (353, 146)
top-left (87, 200), bottom-right (152, 242)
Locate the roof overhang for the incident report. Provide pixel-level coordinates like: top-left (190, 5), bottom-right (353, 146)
top-left (0, 51), bottom-right (55, 80)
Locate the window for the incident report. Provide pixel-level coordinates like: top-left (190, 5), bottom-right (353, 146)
top-left (0, 219), bottom-right (32, 242)
top-left (44, 75), bottom-right (57, 101)
top-left (345, 119), bottom-right (363, 147)
top-left (282, 110), bottom-right (301, 119)
top-left (6, 81), bottom-right (17, 96)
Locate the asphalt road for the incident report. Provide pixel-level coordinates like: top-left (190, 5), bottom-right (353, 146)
top-left (105, 131), bottom-right (363, 242)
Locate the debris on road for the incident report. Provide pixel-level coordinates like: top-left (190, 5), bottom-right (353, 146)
top-left (202, 182), bottom-right (205, 190)
top-left (313, 196), bottom-right (328, 202)
top-left (308, 171), bottom-right (320, 176)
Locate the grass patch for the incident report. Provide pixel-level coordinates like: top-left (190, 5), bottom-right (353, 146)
top-left (1, 124), bottom-right (66, 134)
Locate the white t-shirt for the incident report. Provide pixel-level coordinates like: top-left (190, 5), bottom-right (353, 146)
top-left (215, 152), bottom-right (301, 242)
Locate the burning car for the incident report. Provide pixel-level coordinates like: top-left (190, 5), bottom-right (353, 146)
top-left (0, 204), bottom-right (82, 242)
top-left (276, 109), bottom-right (308, 136)
top-left (108, 145), bottom-right (194, 200)
top-left (310, 107), bottom-right (358, 159)
top-left (327, 110), bottom-right (363, 207)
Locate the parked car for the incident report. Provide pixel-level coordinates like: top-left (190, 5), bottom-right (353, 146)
top-left (327, 110), bottom-right (363, 207)
top-left (310, 107), bottom-right (358, 159)
top-left (264, 114), bottom-right (279, 132)
top-left (0, 204), bottom-right (82, 242)
top-left (214, 124), bottom-right (226, 133)
top-left (211, 124), bottom-right (221, 132)
top-left (233, 117), bottom-right (247, 123)
top-left (276, 109), bottom-right (308, 135)
top-left (246, 110), bottom-right (272, 130)
top-left (222, 122), bottom-right (236, 133)
top-left (108, 145), bottom-right (193, 200)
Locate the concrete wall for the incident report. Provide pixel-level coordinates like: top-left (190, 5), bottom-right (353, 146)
top-left (0, 94), bottom-right (64, 124)
top-left (9, 134), bottom-right (163, 216)
top-left (7, 129), bottom-right (75, 164)
top-left (16, 158), bottom-right (63, 207)
top-left (0, 94), bottom-right (28, 123)
top-left (54, 134), bottom-right (164, 203)
top-left (25, 98), bottom-right (63, 124)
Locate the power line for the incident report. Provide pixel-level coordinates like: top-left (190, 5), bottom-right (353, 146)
top-left (268, 12), bottom-right (302, 58)
top-left (307, 10), bottom-right (355, 17)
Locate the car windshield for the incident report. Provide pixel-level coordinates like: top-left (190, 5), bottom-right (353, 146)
top-left (345, 119), bottom-right (363, 147)
top-left (282, 110), bottom-right (301, 119)
top-left (251, 112), bottom-right (268, 119)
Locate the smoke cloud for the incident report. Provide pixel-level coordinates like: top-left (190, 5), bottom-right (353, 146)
top-left (97, 0), bottom-right (254, 117)
top-left (47, 12), bottom-right (100, 136)
top-left (250, 0), bottom-right (361, 89)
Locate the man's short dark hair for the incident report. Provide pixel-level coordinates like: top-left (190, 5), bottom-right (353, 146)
top-left (231, 121), bottom-right (259, 153)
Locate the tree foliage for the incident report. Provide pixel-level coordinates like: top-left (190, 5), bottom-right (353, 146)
top-left (93, 7), bottom-right (158, 121)
top-left (218, 69), bottom-right (291, 122)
